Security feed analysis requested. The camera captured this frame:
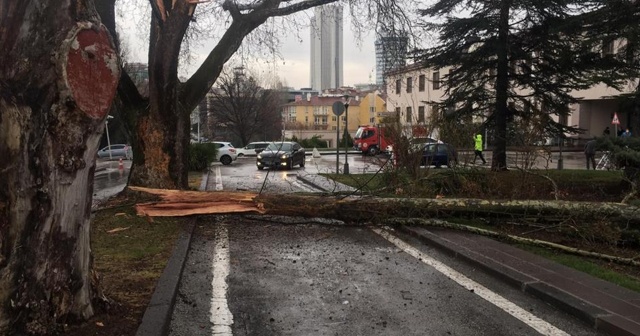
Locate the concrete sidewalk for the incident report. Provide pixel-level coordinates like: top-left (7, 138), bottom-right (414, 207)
top-left (398, 226), bottom-right (640, 336)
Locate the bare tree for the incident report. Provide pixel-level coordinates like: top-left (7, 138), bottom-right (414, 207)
top-left (0, 1), bottom-right (119, 333)
top-left (93, 0), bottom-right (415, 190)
top-left (208, 69), bottom-right (284, 145)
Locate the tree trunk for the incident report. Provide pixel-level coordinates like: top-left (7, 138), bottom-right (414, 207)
top-left (0, 1), bottom-right (119, 334)
top-left (126, 1), bottom-right (193, 189)
top-left (127, 1), bottom-right (269, 189)
top-left (257, 195), bottom-right (640, 228)
top-left (491, 0), bottom-right (511, 171)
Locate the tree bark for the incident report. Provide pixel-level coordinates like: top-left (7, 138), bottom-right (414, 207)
top-left (256, 195), bottom-right (640, 228)
top-left (491, 0), bottom-right (511, 171)
top-left (127, 0), bottom-right (338, 189)
top-left (0, 1), bottom-right (119, 333)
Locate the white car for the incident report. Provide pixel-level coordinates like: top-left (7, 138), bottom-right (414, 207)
top-left (212, 141), bottom-right (238, 165)
top-left (236, 142), bottom-right (269, 157)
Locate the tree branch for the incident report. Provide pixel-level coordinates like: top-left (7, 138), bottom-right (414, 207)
top-left (266, 0), bottom-right (338, 17)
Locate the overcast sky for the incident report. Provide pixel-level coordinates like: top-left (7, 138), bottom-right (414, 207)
top-left (118, 5), bottom-right (378, 90)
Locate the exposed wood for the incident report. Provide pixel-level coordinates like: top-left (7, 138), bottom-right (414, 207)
top-left (129, 186), bottom-right (263, 216)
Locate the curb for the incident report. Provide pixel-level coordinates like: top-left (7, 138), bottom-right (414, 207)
top-left (295, 171), bottom-right (356, 193)
top-left (396, 225), bottom-right (640, 336)
top-left (136, 169), bottom-right (210, 335)
top-left (135, 219), bottom-right (195, 336)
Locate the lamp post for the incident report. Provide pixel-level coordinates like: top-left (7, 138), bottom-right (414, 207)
top-left (105, 115), bottom-right (114, 160)
top-left (343, 94), bottom-right (351, 175)
top-left (331, 101), bottom-right (345, 174)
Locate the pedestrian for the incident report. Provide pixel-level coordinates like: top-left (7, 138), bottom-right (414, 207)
top-left (584, 138), bottom-right (597, 170)
top-left (622, 128), bottom-right (632, 138)
top-left (603, 127), bottom-right (610, 136)
top-left (473, 133), bottom-right (486, 165)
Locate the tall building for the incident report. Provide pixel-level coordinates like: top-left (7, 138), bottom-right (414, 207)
top-left (310, 5), bottom-right (343, 91)
top-left (375, 29), bottom-right (409, 86)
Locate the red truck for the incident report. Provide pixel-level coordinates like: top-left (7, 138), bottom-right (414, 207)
top-left (353, 125), bottom-right (392, 155)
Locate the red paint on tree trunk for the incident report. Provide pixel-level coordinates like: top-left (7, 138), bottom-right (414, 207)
top-left (65, 28), bottom-right (118, 119)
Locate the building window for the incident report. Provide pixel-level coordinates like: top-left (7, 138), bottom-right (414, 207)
top-left (332, 116), bottom-right (337, 121)
top-left (419, 75), bottom-right (425, 92)
top-left (369, 107), bottom-right (375, 113)
top-left (395, 107), bottom-right (401, 118)
top-left (406, 107), bottom-right (412, 123)
top-left (406, 77), bottom-right (413, 93)
top-left (433, 71), bottom-right (440, 90)
top-left (370, 117), bottom-right (375, 123)
top-left (395, 79), bottom-right (401, 94)
top-left (418, 106), bottom-right (425, 123)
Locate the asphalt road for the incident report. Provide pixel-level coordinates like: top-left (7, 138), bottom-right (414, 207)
top-left (168, 217), bottom-right (603, 336)
top-left (90, 153), bottom-right (611, 335)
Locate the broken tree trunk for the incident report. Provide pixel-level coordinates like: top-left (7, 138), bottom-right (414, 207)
top-left (126, 189), bottom-right (640, 231)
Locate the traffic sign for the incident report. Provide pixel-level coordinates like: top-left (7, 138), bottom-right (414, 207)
top-left (612, 112), bottom-right (620, 125)
top-left (332, 101), bottom-right (345, 116)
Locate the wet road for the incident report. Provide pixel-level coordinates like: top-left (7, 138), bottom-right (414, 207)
top-left (168, 217), bottom-right (602, 336)
top-left (89, 154), bottom-right (608, 334)
top-left (91, 150), bottom-right (604, 200)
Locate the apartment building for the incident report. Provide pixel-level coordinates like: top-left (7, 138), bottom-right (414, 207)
top-left (281, 90), bottom-right (387, 147)
top-left (384, 64), bottom-right (450, 140)
top-left (385, 58), bottom-right (638, 142)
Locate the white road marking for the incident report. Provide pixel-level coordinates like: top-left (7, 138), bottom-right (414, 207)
top-left (215, 166), bottom-right (223, 191)
top-left (210, 224), bottom-right (233, 335)
top-left (372, 228), bottom-right (570, 336)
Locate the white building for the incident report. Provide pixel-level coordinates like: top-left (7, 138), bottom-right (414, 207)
top-left (310, 5), bottom-right (343, 91)
top-left (385, 54), bottom-right (638, 143)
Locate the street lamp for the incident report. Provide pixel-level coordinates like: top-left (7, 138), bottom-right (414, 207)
top-left (105, 115), bottom-right (114, 160)
top-left (343, 94), bottom-right (351, 175)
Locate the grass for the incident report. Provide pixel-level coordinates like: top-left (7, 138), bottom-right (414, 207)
top-left (325, 169), bottom-right (625, 201)
top-left (517, 244), bottom-right (640, 293)
top-left (188, 171), bottom-right (205, 190)
top-left (63, 203), bottom-right (185, 335)
top-left (92, 205), bottom-right (182, 296)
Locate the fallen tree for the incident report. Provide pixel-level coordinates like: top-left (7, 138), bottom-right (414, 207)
top-left (125, 189), bottom-right (640, 234)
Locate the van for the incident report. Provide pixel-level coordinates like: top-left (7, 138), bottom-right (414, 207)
top-left (236, 142), bottom-right (269, 157)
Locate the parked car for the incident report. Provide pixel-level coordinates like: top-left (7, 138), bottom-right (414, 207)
top-left (236, 142), bottom-right (269, 157)
top-left (385, 138), bottom-right (442, 155)
top-left (212, 141), bottom-right (238, 165)
top-left (256, 141), bottom-right (306, 170)
top-left (97, 144), bottom-right (132, 160)
top-left (421, 143), bottom-right (457, 168)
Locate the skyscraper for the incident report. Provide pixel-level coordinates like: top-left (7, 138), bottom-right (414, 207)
top-left (375, 29), bottom-right (408, 86)
top-left (310, 5), bottom-right (343, 91)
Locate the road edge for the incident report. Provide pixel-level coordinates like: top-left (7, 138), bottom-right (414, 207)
top-left (396, 225), bottom-right (640, 336)
top-left (135, 218), bottom-right (195, 336)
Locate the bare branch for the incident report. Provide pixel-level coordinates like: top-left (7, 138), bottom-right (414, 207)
top-left (266, 0), bottom-right (338, 17)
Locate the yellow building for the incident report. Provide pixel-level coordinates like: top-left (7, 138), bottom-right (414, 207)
top-left (355, 91), bottom-right (387, 127)
top-left (281, 90), bottom-right (387, 146)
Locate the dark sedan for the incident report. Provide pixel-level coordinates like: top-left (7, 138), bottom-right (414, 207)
top-left (256, 142), bottom-right (306, 170)
top-left (422, 143), bottom-right (457, 168)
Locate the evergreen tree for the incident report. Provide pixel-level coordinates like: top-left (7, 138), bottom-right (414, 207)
top-left (416, 0), bottom-right (627, 170)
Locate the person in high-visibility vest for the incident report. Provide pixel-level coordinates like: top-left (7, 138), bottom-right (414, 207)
top-left (473, 133), bottom-right (486, 165)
